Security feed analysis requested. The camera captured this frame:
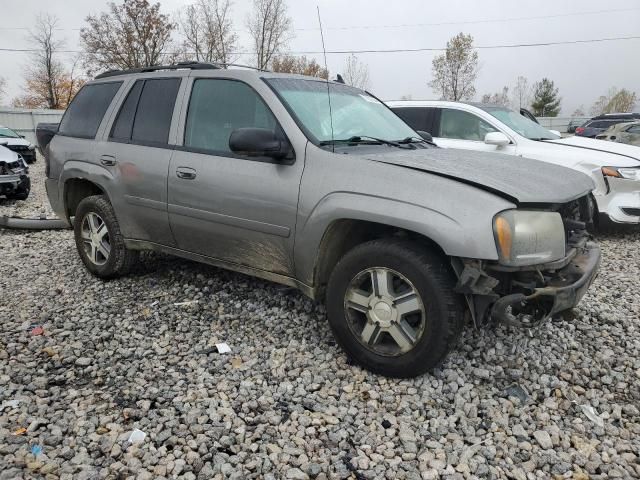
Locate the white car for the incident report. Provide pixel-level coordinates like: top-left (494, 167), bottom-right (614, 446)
top-left (0, 125), bottom-right (37, 163)
top-left (388, 100), bottom-right (640, 225)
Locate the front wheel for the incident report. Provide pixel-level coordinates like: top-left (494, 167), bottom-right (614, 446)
top-left (326, 239), bottom-right (465, 377)
top-left (73, 195), bottom-right (138, 279)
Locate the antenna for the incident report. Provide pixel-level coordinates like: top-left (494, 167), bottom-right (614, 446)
top-left (317, 6), bottom-right (335, 152)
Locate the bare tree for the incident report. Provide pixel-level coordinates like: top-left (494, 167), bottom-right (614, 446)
top-left (0, 77), bottom-right (6, 104)
top-left (512, 76), bottom-right (531, 109)
top-left (481, 86), bottom-right (510, 107)
top-left (343, 54), bottom-right (370, 90)
top-left (246, 0), bottom-right (292, 69)
top-left (571, 106), bottom-right (586, 117)
top-left (429, 32), bottom-right (478, 101)
top-left (13, 14), bottom-right (84, 110)
top-left (272, 55), bottom-right (328, 78)
top-left (80, 0), bottom-right (174, 74)
top-left (590, 87), bottom-right (637, 115)
top-left (178, 0), bottom-right (238, 65)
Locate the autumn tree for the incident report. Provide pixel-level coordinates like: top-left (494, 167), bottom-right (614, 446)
top-left (590, 87), bottom-right (637, 115)
top-left (272, 55), bottom-right (328, 78)
top-left (429, 33), bottom-right (478, 101)
top-left (481, 86), bottom-right (510, 107)
top-left (13, 14), bottom-right (85, 110)
top-left (247, 0), bottom-right (292, 69)
top-left (343, 54), bottom-right (370, 90)
top-left (512, 76), bottom-right (531, 109)
top-left (531, 78), bottom-right (561, 117)
top-left (178, 0), bottom-right (238, 65)
top-left (80, 0), bottom-right (174, 74)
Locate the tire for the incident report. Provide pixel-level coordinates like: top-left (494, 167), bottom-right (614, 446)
top-left (73, 195), bottom-right (138, 279)
top-left (12, 177), bottom-right (30, 200)
top-left (326, 238), bottom-right (465, 377)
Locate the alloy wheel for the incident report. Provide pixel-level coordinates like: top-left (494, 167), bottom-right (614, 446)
top-left (80, 212), bottom-right (111, 266)
top-left (344, 267), bottom-right (426, 356)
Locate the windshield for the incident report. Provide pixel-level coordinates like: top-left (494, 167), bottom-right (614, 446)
top-left (0, 127), bottom-right (20, 138)
top-left (266, 78), bottom-right (418, 144)
top-left (481, 107), bottom-right (559, 140)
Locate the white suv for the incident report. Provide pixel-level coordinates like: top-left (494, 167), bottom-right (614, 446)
top-left (388, 100), bottom-right (640, 225)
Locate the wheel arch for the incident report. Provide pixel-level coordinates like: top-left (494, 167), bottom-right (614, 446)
top-left (311, 218), bottom-right (449, 302)
top-left (63, 178), bottom-right (107, 221)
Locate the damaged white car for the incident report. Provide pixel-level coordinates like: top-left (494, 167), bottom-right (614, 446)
top-left (0, 142), bottom-right (30, 200)
top-left (389, 101), bottom-right (640, 226)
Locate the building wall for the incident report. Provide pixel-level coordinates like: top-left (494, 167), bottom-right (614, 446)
top-left (0, 108), bottom-right (65, 144)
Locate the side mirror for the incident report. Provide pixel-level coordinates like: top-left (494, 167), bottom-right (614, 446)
top-left (416, 130), bottom-right (433, 143)
top-left (549, 130), bottom-right (561, 137)
top-left (484, 131), bottom-right (510, 147)
top-left (229, 128), bottom-right (291, 160)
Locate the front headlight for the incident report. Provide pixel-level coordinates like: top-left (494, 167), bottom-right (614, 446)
top-left (602, 166), bottom-right (640, 181)
top-left (493, 210), bottom-right (565, 266)
top-left (28, 144), bottom-right (36, 151)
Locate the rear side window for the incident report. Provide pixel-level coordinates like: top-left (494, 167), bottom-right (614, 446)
top-left (393, 107), bottom-right (435, 134)
top-left (109, 78), bottom-right (180, 145)
top-left (110, 80), bottom-right (144, 142)
top-left (588, 120), bottom-right (619, 128)
top-left (58, 82), bottom-right (122, 138)
top-left (184, 79), bottom-right (277, 155)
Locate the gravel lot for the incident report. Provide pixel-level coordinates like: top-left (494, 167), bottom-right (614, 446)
top-left (1, 160), bottom-right (639, 480)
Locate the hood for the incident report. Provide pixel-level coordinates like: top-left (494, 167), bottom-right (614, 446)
top-left (545, 136), bottom-right (640, 162)
top-left (0, 145), bottom-right (19, 162)
top-left (363, 147), bottom-right (594, 205)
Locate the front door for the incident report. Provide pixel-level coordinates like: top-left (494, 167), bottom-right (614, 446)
top-left (434, 107), bottom-right (516, 155)
top-left (167, 78), bottom-right (303, 276)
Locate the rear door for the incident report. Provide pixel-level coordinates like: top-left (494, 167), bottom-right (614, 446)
top-left (433, 107), bottom-right (516, 154)
top-left (101, 76), bottom-right (184, 246)
top-left (167, 77), bottom-right (303, 276)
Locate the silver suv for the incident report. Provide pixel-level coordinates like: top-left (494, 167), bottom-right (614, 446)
top-left (39, 63), bottom-right (600, 377)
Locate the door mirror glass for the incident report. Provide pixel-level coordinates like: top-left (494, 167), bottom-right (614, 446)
top-left (229, 128), bottom-right (291, 159)
top-left (416, 130), bottom-right (433, 142)
top-left (484, 131), bottom-right (510, 146)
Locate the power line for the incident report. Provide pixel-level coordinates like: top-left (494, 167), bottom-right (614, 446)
top-left (0, 7), bottom-right (637, 32)
top-left (1, 35), bottom-right (639, 56)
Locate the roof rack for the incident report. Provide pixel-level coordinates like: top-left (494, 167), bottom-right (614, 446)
top-left (95, 61), bottom-right (269, 79)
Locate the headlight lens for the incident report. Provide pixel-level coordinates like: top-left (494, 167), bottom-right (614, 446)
top-left (28, 144), bottom-right (36, 151)
top-left (493, 210), bottom-right (565, 266)
top-left (602, 166), bottom-right (640, 181)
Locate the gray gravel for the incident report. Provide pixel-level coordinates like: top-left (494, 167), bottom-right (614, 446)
top-left (1, 161), bottom-right (639, 479)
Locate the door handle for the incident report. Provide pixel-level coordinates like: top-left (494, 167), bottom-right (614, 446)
top-left (100, 155), bottom-right (117, 166)
top-left (176, 167), bottom-right (197, 180)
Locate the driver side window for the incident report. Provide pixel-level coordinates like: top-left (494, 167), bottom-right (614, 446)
top-left (438, 108), bottom-right (497, 141)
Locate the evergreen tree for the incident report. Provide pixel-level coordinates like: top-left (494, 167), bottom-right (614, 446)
top-left (531, 78), bottom-right (561, 117)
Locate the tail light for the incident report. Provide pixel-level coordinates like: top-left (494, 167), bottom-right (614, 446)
top-left (575, 127), bottom-right (585, 135)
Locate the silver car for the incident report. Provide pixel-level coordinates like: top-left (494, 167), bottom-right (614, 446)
top-left (39, 63), bottom-right (600, 377)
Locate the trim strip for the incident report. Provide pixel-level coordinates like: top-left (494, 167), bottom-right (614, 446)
top-left (124, 195), bottom-right (167, 211)
top-left (168, 203), bottom-right (290, 237)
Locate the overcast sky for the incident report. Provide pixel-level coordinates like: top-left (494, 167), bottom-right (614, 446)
top-left (1, 0), bottom-right (639, 114)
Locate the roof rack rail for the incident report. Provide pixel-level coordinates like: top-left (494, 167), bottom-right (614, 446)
top-left (95, 61), bottom-right (269, 79)
top-left (94, 62), bottom-right (220, 79)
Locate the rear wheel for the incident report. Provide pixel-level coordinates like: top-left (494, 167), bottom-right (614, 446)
top-left (326, 239), bottom-right (465, 377)
top-left (73, 195), bottom-right (138, 278)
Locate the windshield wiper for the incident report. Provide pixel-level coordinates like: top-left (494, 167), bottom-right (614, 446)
top-left (320, 136), bottom-right (414, 149)
top-left (397, 136), bottom-right (436, 147)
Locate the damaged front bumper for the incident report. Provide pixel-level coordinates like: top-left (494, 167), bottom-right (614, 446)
top-left (455, 241), bottom-right (601, 327)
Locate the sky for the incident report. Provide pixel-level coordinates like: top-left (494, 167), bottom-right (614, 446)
top-left (1, 0), bottom-right (639, 114)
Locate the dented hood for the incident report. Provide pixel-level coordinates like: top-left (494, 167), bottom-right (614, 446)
top-left (363, 147), bottom-right (594, 205)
